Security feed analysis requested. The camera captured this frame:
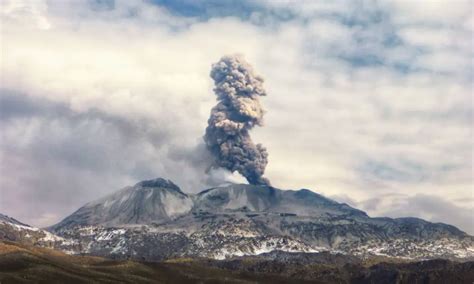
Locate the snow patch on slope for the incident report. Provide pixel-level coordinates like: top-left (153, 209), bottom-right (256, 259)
top-left (213, 237), bottom-right (321, 260)
top-left (0, 219), bottom-right (72, 245)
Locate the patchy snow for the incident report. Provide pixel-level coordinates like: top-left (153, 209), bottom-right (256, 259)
top-left (5, 222), bottom-right (39, 232)
top-left (213, 237), bottom-right (321, 260)
top-left (1, 220), bottom-right (63, 242)
top-left (0, 219), bottom-right (74, 246)
top-left (41, 230), bottom-right (64, 242)
top-left (96, 229), bottom-right (126, 241)
top-left (349, 238), bottom-right (474, 260)
top-left (111, 239), bottom-right (126, 254)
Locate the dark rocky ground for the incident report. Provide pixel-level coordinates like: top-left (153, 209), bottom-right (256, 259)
top-left (1, 241), bottom-right (473, 284)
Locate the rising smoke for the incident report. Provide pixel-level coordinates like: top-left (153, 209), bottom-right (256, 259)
top-left (204, 55), bottom-right (270, 186)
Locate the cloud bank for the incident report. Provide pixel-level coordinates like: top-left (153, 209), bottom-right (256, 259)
top-left (0, 0), bottom-right (472, 234)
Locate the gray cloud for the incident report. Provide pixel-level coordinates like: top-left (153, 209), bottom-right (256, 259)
top-left (380, 194), bottom-right (474, 235)
top-left (204, 55), bottom-right (270, 185)
top-left (0, 90), bottom-right (215, 227)
top-left (331, 193), bottom-right (474, 235)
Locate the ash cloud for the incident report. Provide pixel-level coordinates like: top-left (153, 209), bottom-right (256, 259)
top-left (204, 55), bottom-right (270, 186)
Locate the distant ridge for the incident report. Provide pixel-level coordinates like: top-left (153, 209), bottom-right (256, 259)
top-left (0, 213), bottom-right (30, 227)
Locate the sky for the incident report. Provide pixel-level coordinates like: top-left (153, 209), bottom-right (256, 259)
top-left (0, 0), bottom-right (472, 234)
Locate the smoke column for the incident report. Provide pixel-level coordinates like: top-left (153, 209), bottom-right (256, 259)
top-left (204, 55), bottom-right (270, 186)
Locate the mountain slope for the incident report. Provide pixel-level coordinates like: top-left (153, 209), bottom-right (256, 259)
top-left (51, 178), bottom-right (193, 230)
top-left (2, 241), bottom-right (473, 284)
top-left (47, 178), bottom-right (473, 261)
top-left (194, 184), bottom-right (367, 217)
top-left (0, 241), bottom-right (262, 284)
top-left (0, 214), bottom-right (29, 227)
top-left (0, 214), bottom-right (72, 251)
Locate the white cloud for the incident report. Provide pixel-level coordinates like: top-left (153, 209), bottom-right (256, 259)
top-left (1, 0), bottom-right (51, 29)
top-left (333, 193), bottom-right (474, 234)
top-left (389, 0), bottom-right (472, 26)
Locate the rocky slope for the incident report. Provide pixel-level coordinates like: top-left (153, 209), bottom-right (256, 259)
top-left (43, 178), bottom-right (473, 261)
top-left (0, 214), bottom-right (75, 252)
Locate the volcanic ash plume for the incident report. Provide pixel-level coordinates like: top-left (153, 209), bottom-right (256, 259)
top-left (204, 55), bottom-right (270, 186)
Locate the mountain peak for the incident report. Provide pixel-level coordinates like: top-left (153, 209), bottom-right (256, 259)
top-left (50, 177), bottom-right (193, 230)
